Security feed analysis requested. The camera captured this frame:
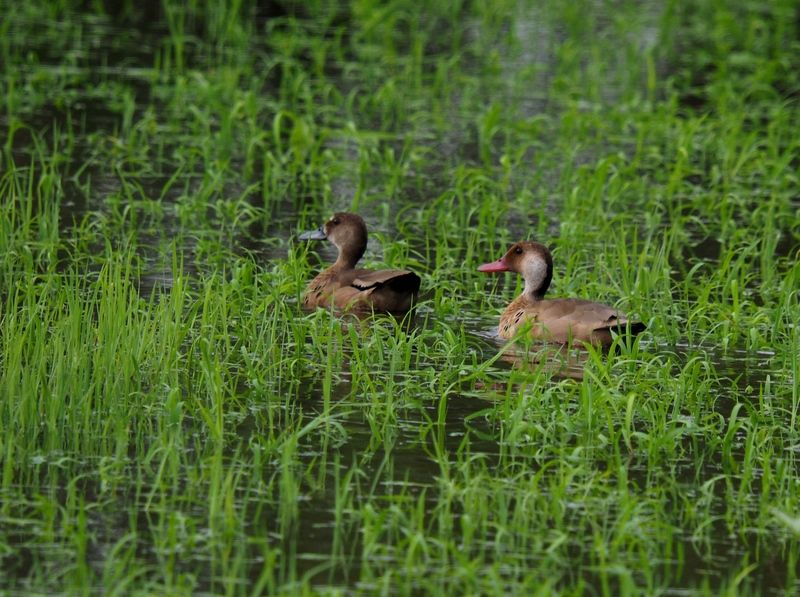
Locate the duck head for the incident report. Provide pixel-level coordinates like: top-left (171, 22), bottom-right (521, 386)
top-left (478, 241), bottom-right (553, 300)
top-left (299, 212), bottom-right (368, 267)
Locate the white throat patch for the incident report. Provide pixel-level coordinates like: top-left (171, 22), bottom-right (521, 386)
top-left (522, 255), bottom-right (549, 297)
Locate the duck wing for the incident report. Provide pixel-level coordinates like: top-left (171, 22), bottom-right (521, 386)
top-left (350, 269), bottom-right (421, 293)
top-left (593, 313), bottom-right (647, 334)
top-left (535, 299), bottom-right (643, 330)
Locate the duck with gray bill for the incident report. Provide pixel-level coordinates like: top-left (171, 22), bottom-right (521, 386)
top-left (478, 241), bottom-right (645, 347)
top-left (299, 212), bottom-right (421, 312)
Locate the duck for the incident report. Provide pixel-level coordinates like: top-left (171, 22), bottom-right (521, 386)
top-left (298, 212), bottom-right (420, 312)
top-left (478, 241), bottom-right (645, 347)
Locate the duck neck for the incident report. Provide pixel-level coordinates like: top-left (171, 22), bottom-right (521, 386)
top-left (333, 242), bottom-right (366, 270)
top-left (521, 257), bottom-right (552, 301)
top-left (523, 284), bottom-right (546, 301)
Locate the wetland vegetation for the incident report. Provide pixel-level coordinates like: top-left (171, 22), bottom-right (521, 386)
top-left (1, 0), bottom-right (799, 594)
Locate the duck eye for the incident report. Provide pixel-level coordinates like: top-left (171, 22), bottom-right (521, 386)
top-left (332, 218), bottom-right (340, 225)
top-left (514, 246), bottom-right (523, 255)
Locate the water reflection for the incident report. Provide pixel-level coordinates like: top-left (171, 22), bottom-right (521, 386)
top-left (500, 343), bottom-right (589, 380)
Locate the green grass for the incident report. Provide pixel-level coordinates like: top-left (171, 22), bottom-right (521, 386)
top-left (1, 0), bottom-right (799, 594)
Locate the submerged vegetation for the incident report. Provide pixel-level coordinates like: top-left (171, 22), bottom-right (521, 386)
top-left (1, 0), bottom-right (799, 593)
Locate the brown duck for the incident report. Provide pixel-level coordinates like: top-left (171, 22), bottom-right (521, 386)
top-left (478, 241), bottom-right (645, 347)
top-left (299, 212), bottom-right (420, 312)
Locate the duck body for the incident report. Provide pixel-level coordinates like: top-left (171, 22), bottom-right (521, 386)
top-left (303, 265), bottom-right (420, 311)
top-left (299, 213), bottom-right (420, 312)
top-left (496, 294), bottom-right (642, 345)
top-left (479, 241), bottom-right (645, 347)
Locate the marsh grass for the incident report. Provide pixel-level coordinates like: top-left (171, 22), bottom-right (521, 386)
top-left (1, 0), bottom-right (799, 594)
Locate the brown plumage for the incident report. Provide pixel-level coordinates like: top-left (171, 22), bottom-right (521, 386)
top-left (298, 212), bottom-right (420, 312)
top-left (478, 241), bottom-right (645, 347)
